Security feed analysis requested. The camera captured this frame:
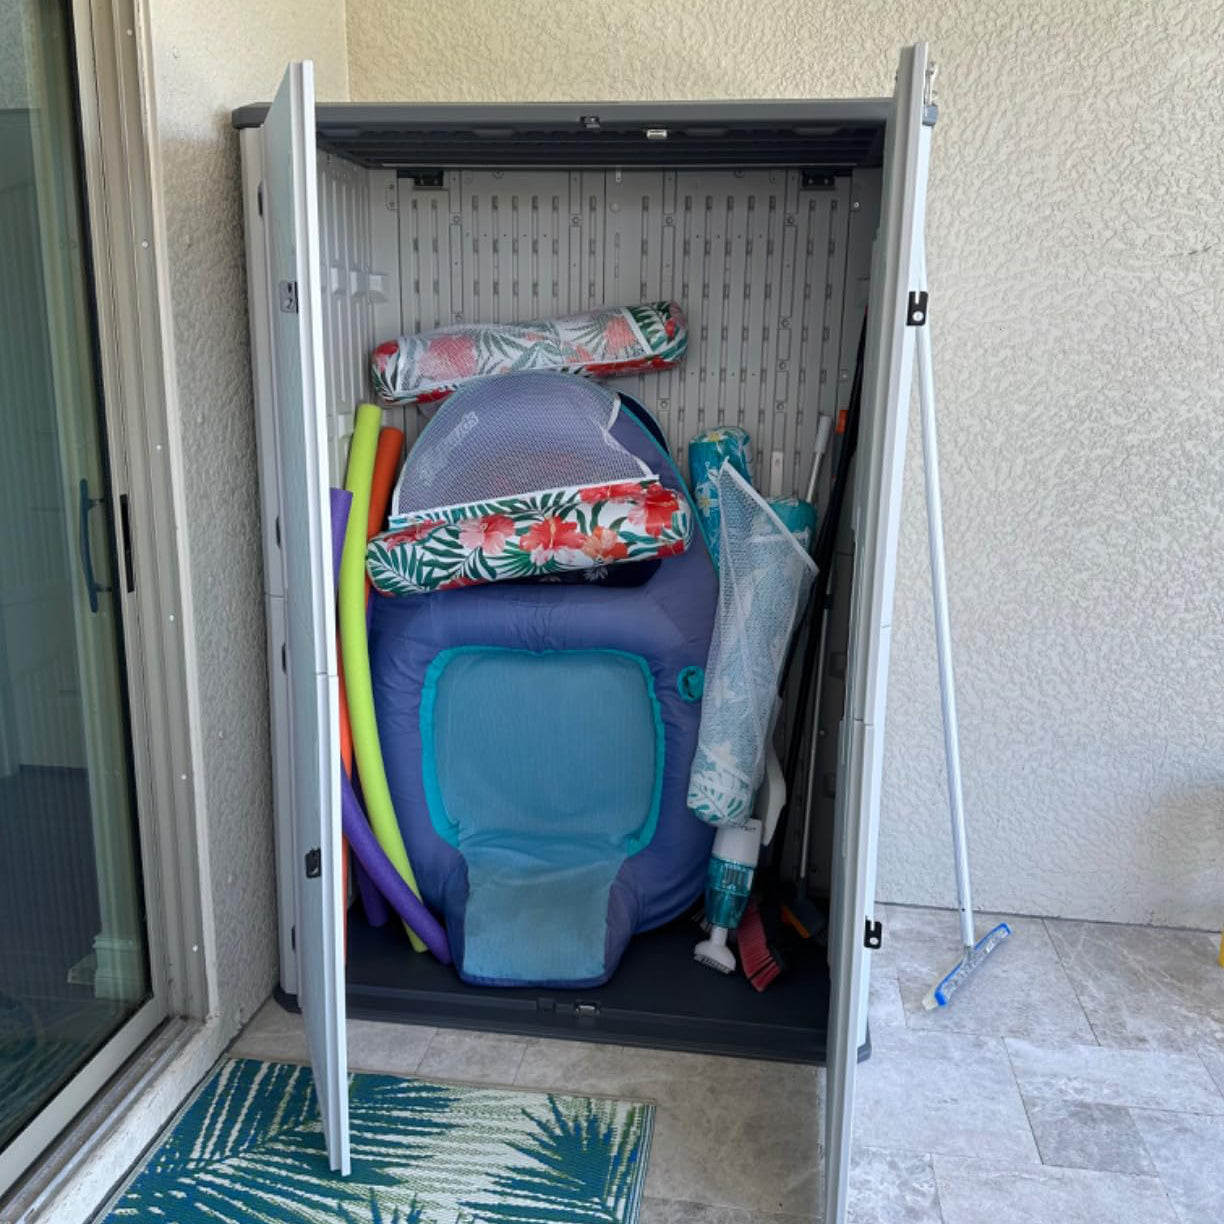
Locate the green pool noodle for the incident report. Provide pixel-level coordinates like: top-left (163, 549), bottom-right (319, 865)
top-left (341, 403), bottom-right (427, 952)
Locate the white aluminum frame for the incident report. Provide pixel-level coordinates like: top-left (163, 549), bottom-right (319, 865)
top-left (0, 0), bottom-right (211, 1204)
top-left (67, 0), bottom-right (211, 1021)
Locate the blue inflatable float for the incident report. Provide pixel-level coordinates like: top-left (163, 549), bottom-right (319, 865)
top-left (370, 383), bottom-right (718, 987)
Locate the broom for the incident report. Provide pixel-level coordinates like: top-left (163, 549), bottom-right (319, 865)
top-left (737, 318), bottom-right (868, 990)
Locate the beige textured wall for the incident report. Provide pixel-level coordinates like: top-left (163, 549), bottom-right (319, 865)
top-left (345, 0), bottom-right (1224, 929)
top-left (144, 2), bottom-right (348, 1030)
top-left (0, 0), bottom-right (33, 108)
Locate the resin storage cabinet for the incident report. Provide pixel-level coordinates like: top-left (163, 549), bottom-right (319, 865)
top-left (235, 43), bottom-right (932, 1223)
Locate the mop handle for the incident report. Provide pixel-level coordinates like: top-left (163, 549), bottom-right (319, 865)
top-left (915, 241), bottom-right (975, 952)
top-left (805, 415), bottom-right (834, 504)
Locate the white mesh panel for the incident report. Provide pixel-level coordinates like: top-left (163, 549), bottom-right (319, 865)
top-left (688, 464), bottom-right (817, 826)
top-left (390, 372), bottom-right (650, 524)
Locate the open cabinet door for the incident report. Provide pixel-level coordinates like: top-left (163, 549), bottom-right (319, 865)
top-left (823, 42), bottom-right (931, 1224)
top-left (262, 61), bottom-right (350, 1174)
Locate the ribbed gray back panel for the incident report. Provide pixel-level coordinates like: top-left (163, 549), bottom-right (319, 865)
top-left (396, 169), bottom-right (853, 496)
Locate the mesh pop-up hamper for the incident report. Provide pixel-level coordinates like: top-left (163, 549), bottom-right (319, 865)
top-left (368, 373), bottom-right (693, 594)
top-left (688, 464), bottom-right (818, 827)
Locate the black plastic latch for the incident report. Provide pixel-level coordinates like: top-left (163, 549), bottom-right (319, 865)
top-left (304, 848), bottom-right (321, 878)
top-left (403, 169), bottom-right (444, 187)
top-left (906, 290), bottom-right (929, 326)
top-left (864, 918), bottom-right (883, 949)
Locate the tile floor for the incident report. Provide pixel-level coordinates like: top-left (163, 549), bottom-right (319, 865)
top-left (231, 904), bottom-right (1224, 1222)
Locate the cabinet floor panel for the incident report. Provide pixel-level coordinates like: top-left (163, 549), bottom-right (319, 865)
top-left (281, 912), bottom-right (844, 1065)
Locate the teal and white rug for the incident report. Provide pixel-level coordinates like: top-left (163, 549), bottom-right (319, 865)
top-left (102, 1057), bottom-right (653, 1224)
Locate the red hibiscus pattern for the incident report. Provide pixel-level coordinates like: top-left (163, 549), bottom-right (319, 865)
top-left (602, 313), bottom-right (636, 355)
top-left (457, 513), bottom-right (515, 555)
top-left (581, 526), bottom-right (630, 562)
top-left (417, 333), bottom-right (478, 381)
top-left (381, 518), bottom-right (445, 547)
top-left (520, 516), bottom-right (585, 562)
top-left (627, 484), bottom-right (681, 537)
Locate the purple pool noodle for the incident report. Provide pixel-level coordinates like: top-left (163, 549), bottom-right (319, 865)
top-left (330, 486), bottom-right (391, 929)
top-left (350, 776), bottom-right (390, 929)
top-left (341, 771), bottom-right (451, 963)
top-left (330, 487), bottom-right (353, 579)
top-left (336, 484), bottom-right (385, 900)
top-left (353, 855), bottom-right (390, 927)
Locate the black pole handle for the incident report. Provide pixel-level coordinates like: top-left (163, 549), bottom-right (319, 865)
top-left (78, 478), bottom-right (112, 613)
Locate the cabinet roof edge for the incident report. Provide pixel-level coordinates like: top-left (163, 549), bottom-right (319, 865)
top-left (232, 98), bottom-right (893, 132)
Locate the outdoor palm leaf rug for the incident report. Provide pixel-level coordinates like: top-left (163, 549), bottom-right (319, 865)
top-left (101, 1056), bottom-right (654, 1224)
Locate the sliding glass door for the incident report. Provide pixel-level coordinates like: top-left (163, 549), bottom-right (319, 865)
top-left (0, 0), bottom-right (154, 1185)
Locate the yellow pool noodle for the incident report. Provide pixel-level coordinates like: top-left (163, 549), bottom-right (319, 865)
top-left (340, 403), bottom-right (426, 952)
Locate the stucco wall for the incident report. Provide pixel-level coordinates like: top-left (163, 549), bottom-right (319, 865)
top-left (145, 3), bottom-right (348, 1031)
top-left (0, 0), bottom-right (33, 109)
top-left (344, 0), bottom-right (1224, 929)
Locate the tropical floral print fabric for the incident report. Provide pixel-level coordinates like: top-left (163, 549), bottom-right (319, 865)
top-left (367, 477), bottom-right (691, 595)
top-left (687, 426), bottom-right (752, 568)
top-left (370, 302), bottom-right (687, 407)
top-left (104, 1057), bottom-right (654, 1224)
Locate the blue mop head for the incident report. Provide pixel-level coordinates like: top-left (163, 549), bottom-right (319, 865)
top-left (922, 922), bottom-right (1012, 1009)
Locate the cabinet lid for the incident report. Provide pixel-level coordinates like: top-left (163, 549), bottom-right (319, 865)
top-left (232, 98), bottom-right (889, 170)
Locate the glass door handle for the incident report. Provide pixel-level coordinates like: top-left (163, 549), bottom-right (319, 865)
top-left (78, 477), bottom-right (112, 613)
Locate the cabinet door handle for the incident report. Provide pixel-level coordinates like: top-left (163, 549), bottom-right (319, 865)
top-left (119, 493), bottom-right (135, 593)
top-left (78, 478), bottom-right (112, 613)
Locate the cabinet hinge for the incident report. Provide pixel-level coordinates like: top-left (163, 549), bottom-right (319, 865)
top-left (304, 848), bottom-right (321, 878)
top-left (278, 280), bottom-right (299, 314)
top-left (257, 181), bottom-right (264, 216)
top-left (923, 61), bottom-right (940, 125)
top-left (906, 290), bottom-right (929, 326)
top-left (864, 917), bottom-right (883, 950)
